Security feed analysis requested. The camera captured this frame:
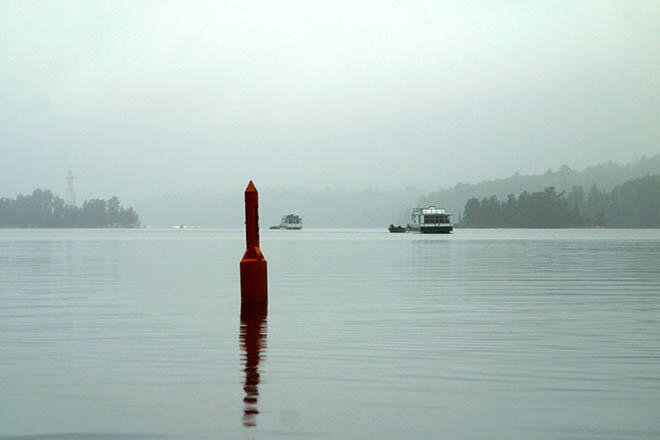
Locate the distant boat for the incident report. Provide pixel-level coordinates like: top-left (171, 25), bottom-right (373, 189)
top-left (271, 214), bottom-right (302, 230)
top-left (407, 207), bottom-right (453, 233)
top-left (173, 224), bottom-right (198, 230)
top-left (388, 224), bottom-right (406, 233)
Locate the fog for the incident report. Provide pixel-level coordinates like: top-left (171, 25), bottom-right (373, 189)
top-left (1, 1), bottom-right (659, 203)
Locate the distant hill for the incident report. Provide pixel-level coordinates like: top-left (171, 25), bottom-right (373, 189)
top-left (135, 154), bottom-right (660, 228)
top-left (135, 187), bottom-right (423, 228)
top-left (418, 154), bottom-right (660, 219)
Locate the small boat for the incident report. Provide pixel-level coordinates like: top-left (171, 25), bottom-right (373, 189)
top-left (271, 214), bottom-right (303, 230)
top-left (407, 207), bottom-right (453, 233)
top-left (388, 224), bottom-right (406, 233)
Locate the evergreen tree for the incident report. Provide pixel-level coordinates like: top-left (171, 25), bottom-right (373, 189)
top-left (606, 175), bottom-right (660, 227)
top-left (583, 185), bottom-right (606, 226)
top-left (462, 197), bottom-right (480, 227)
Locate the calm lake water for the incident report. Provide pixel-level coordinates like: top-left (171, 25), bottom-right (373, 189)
top-left (1, 228), bottom-right (659, 439)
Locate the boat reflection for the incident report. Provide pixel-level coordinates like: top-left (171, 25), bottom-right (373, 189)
top-left (239, 302), bottom-right (268, 428)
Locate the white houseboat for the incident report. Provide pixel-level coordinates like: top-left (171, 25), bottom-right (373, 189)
top-left (407, 207), bottom-right (453, 233)
top-left (270, 214), bottom-right (303, 230)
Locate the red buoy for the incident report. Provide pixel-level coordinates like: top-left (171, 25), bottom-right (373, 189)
top-left (240, 181), bottom-right (267, 304)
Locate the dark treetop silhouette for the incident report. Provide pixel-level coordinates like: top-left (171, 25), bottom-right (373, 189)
top-left (459, 175), bottom-right (660, 228)
top-left (0, 189), bottom-right (140, 228)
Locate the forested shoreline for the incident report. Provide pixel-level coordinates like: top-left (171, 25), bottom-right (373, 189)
top-left (459, 175), bottom-right (660, 228)
top-left (0, 189), bottom-right (140, 228)
top-left (418, 155), bottom-right (660, 219)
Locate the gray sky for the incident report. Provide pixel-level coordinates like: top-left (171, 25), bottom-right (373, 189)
top-left (1, 0), bottom-right (659, 201)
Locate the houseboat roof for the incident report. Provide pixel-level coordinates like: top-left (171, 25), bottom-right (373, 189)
top-left (412, 206), bottom-right (450, 215)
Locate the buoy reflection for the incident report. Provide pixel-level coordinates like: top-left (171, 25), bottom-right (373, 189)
top-left (240, 302), bottom-right (268, 428)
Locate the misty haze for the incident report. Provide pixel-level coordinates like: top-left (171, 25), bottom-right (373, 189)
top-left (1, 1), bottom-right (659, 439)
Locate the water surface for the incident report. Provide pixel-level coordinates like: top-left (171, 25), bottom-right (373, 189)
top-left (1, 229), bottom-right (659, 439)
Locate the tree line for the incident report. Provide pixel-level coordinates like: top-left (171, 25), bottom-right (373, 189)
top-left (0, 189), bottom-right (140, 228)
top-left (460, 175), bottom-right (660, 228)
top-left (418, 154), bottom-right (660, 219)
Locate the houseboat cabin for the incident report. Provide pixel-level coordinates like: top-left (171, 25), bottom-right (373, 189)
top-left (407, 207), bottom-right (453, 233)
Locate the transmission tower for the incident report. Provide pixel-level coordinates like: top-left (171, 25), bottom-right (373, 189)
top-left (65, 168), bottom-right (76, 207)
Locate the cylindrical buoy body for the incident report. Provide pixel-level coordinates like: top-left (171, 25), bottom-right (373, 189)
top-left (240, 181), bottom-right (267, 304)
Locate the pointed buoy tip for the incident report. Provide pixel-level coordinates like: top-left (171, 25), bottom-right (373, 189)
top-left (245, 180), bottom-right (257, 192)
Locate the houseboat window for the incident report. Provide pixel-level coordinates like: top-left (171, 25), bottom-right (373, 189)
top-left (423, 214), bottom-right (449, 224)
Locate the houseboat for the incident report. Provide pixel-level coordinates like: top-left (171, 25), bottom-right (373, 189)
top-left (407, 207), bottom-right (453, 233)
top-left (271, 214), bottom-right (303, 230)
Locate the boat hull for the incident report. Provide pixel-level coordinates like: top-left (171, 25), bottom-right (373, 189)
top-left (407, 224), bottom-right (453, 234)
